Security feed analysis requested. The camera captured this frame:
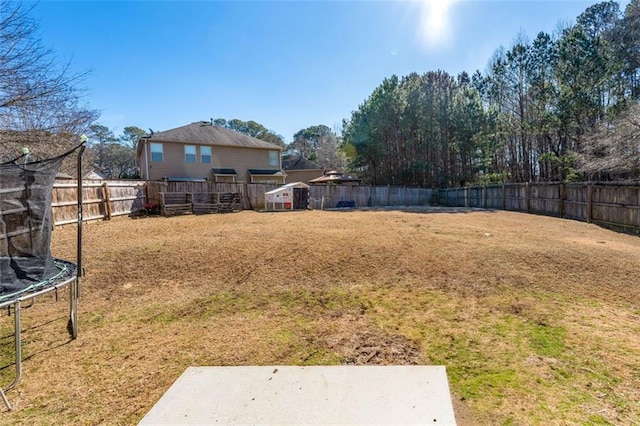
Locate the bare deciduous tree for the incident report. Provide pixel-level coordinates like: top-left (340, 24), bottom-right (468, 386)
top-left (579, 104), bottom-right (640, 180)
top-left (0, 1), bottom-right (98, 167)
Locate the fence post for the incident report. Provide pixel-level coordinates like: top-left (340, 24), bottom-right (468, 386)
top-left (102, 182), bottom-right (112, 220)
top-left (586, 184), bottom-right (593, 223)
top-left (525, 182), bottom-right (531, 213)
top-left (502, 184), bottom-right (506, 210)
top-left (559, 183), bottom-right (565, 218)
top-left (483, 186), bottom-right (487, 209)
top-left (243, 181), bottom-right (249, 210)
top-left (325, 185), bottom-right (331, 209)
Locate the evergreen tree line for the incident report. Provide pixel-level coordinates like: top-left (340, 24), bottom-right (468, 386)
top-left (342, 1), bottom-right (640, 187)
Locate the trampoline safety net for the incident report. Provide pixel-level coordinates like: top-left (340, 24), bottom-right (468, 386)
top-left (0, 152), bottom-right (76, 302)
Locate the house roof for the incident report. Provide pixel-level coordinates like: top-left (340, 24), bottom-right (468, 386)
top-left (212, 168), bottom-right (237, 175)
top-left (248, 169), bottom-right (285, 176)
top-left (282, 155), bottom-right (323, 171)
top-left (138, 122), bottom-right (283, 153)
top-left (166, 177), bottom-right (207, 182)
top-left (85, 170), bottom-right (106, 180)
top-left (55, 172), bottom-right (73, 180)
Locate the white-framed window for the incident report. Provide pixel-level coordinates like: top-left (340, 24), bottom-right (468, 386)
top-left (185, 145), bottom-right (196, 163)
top-left (269, 150), bottom-right (278, 167)
top-left (150, 143), bottom-right (163, 162)
top-left (201, 146), bottom-right (212, 164)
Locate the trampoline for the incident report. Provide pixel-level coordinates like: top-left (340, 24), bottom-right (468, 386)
top-left (0, 143), bottom-right (84, 410)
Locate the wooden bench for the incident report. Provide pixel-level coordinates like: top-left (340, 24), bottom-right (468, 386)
top-left (160, 192), bottom-right (192, 216)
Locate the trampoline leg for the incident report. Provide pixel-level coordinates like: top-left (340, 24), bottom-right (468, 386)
top-left (1, 301), bottom-right (23, 411)
top-left (13, 301), bottom-right (22, 391)
top-left (0, 388), bottom-right (10, 411)
top-left (68, 277), bottom-right (78, 339)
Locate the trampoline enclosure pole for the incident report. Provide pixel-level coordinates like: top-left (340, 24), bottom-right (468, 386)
top-left (77, 143), bottom-right (85, 291)
top-left (71, 142), bottom-right (86, 339)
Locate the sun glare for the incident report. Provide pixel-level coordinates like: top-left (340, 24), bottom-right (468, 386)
top-left (416, 0), bottom-right (457, 49)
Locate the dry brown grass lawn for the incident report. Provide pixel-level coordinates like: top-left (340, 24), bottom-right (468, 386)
top-left (0, 208), bottom-right (638, 425)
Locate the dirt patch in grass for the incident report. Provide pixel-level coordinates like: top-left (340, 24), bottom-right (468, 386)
top-left (0, 208), bottom-right (639, 425)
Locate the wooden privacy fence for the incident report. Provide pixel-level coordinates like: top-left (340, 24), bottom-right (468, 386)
top-left (438, 182), bottom-right (640, 234)
top-left (145, 181), bottom-right (435, 211)
top-left (49, 179), bottom-right (640, 233)
top-left (52, 180), bottom-right (434, 224)
top-left (307, 185), bottom-right (434, 210)
top-left (52, 180), bottom-right (145, 226)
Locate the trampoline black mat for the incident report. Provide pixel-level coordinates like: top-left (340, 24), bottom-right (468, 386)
top-left (0, 257), bottom-right (77, 303)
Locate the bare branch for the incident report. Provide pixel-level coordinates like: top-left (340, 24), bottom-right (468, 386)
top-left (0, 1), bottom-right (97, 136)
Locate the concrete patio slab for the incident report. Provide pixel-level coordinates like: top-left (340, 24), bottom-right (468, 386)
top-left (139, 365), bottom-right (456, 425)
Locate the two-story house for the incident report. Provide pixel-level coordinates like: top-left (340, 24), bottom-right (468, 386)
top-left (137, 121), bottom-right (285, 184)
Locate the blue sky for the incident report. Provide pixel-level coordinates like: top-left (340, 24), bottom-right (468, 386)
top-left (30, 0), bottom-right (628, 143)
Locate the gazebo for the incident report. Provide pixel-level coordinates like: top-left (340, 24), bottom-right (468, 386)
top-left (308, 170), bottom-right (361, 185)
